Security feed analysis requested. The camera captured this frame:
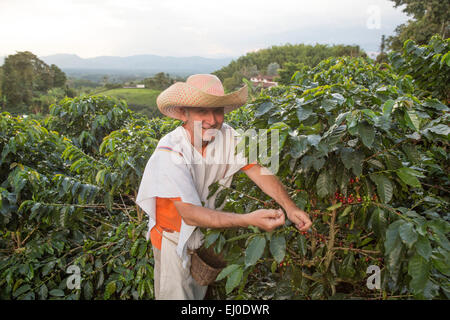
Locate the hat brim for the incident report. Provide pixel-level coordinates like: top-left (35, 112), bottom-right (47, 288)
top-left (156, 82), bottom-right (248, 120)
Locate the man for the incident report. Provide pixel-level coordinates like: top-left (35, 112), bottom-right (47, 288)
top-left (136, 74), bottom-right (312, 300)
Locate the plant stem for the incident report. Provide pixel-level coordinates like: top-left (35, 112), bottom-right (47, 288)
top-left (324, 198), bottom-right (337, 270)
top-left (218, 183), bottom-right (267, 205)
top-left (332, 247), bottom-right (381, 256)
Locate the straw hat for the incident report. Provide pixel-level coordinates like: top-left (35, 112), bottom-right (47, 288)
top-left (156, 74), bottom-right (248, 120)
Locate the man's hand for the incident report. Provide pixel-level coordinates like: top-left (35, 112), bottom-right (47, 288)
top-left (286, 208), bottom-right (312, 232)
top-left (246, 208), bottom-right (285, 232)
top-left (242, 165), bottom-right (312, 232)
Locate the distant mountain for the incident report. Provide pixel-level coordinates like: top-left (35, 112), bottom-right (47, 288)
top-left (38, 53), bottom-right (234, 77)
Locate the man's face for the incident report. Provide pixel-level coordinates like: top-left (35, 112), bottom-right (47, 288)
top-left (181, 107), bottom-right (224, 142)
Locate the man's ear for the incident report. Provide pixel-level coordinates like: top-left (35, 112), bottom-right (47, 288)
top-left (179, 107), bottom-right (188, 122)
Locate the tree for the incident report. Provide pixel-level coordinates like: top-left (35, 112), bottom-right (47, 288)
top-left (387, 0), bottom-right (449, 51)
top-left (51, 64), bottom-right (66, 88)
top-left (267, 62), bottom-right (280, 77)
top-left (376, 35), bottom-right (389, 64)
top-left (381, 35), bottom-right (386, 54)
top-left (143, 72), bottom-right (174, 90)
top-left (213, 43), bottom-right (366, 91)
top-left (389, 35), bottom-right (450, 101)
top-left (1, 51), bottom-right (67, 114)
top-left (0, 66), bottom-right (3, 99)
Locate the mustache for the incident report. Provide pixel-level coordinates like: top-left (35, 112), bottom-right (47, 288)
top-left (201, 124), bottom-right (221, 130)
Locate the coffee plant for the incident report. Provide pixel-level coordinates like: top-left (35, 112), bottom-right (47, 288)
top-left (0, 98), bottom-right (179, 300)
top-left (389, 35), bottom-right (449, 102)
top-left (205, 37), bottom-right (449, 300)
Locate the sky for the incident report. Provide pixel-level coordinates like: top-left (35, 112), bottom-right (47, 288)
top-left (0, 0), bottom-right (411, 59)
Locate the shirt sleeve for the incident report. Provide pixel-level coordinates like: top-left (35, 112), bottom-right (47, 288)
top-left (241, 162), bottom-right (257, 171)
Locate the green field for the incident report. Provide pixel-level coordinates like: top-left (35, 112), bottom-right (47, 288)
top-left (93, 88), bottom-right (162, 118)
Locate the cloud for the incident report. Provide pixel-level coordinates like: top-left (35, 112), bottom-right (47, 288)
top-left (0, 0), bottom-right (409, 58)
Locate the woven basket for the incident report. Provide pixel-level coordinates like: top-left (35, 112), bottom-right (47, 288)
top-left (190, 246), bottom-right (226, 286)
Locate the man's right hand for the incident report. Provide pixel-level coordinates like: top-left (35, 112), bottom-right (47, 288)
top-left (246, 208), bottom-right (285, 232)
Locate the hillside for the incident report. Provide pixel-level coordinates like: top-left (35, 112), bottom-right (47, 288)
top-left (93, 88), bottom-right (162, 119)
top-left (39, 54), bottom-right (234, 78)
top-left (213, 43), bottom-right (367, 90)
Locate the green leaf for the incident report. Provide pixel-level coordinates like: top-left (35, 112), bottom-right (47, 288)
top-left (399, 222), bottom-right (418, 248)
top-left (138, 241), bottom-right (148, 258)
top-left (39, 284), bottom-right (48, 300)
top-left (350, 151), bottom-right (365, 177)
top-left (214, 188), bottom-right (228, 208)
top-left (415, 236), bottom-right (432, 260)
top-left (30, 202), bottom-right (42, 220)
top-left (296, 105), bottom-right (313, 122)
top-left (131, 239), bottom-right (140, 256)
top-left (271, 260), bottom-right (277, 273)
top-left (300, 155), bottom-right (314, 172)
top-left (269, 234), bottom-right (286, 263)
top-left (312, 157), bottom-right (325, 172)
top-left (255, 101), bottom-right (274, 117)
top-left (404, 109), bottom-right (420, 131)
top-left (402, 144), bottom-right (420, 164)
top-left (385, 220), bottom-right (404, 254)
top-left (384, 153), bottom-right (403, 170)
top-left (204, 230), bottom-right (221, 248)
top-left (297, 235), bottom-right (307, 257)
top-left (321, 99), bottom-right (337, 111)
top-left (307, 134), bottom-right (321, 148)
top-left (340, 253), bottom-right (356, 278)
top-left (382, 99), bottom-right (395, 116)
top-left (13, 284), bottom-right (31, 298)
top-left (245, 235), bottom-right (266, 267)
top-left (323, 124), bottom-right (346, 147)
top-left (105, 192), bottom-right (114, 212)
top-left (216, 264), bottom-right (240, 281)
top-left (369, 173), bottom-right (393, 203)
top-left (370, 208), bottom-right (387, 238)
top-left (331, 93), bottom-right (345, 105)
top-left (358, 121), bottom-right (375, 148)
top-left (49, 289), bottom-right (65, 297)
top-left (290, 135), bottom-right (308, 159)
top-left (326, 202), bottom-right (342, 211)
top-left (97, 271), bottom-right (105, 289)
top-left (84, 281), bottom-right (93, 300)
top-left (207, 181), bottom-right (220, 200)
top-left (340, 147), bottom-right (354, 170)
top-left (432, 255), bottom-right (450, 276)
top-left (440, 51), bottom-right (450, 66)
top-left (225, 266), bottom-right (243, 294)
top-left (104, 281), bottom-right (116, 299)
top-left (408, 254), bottom-right (430, 294)
top-left (396, 167), bottom-right (422, 188)
top-left (422, 99), bottom-right (449, 112)
top-left (425, 124), bottom-right (450, 136)
top-left (387, 242), bottom-right (403, 285)
top-left (316, 170), bottom-right (332, 199)
top-left (340, 205), bottom-right (352, 218)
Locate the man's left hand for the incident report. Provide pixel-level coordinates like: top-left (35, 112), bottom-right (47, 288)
top-left (286, 208), bottom-right (312, 232)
